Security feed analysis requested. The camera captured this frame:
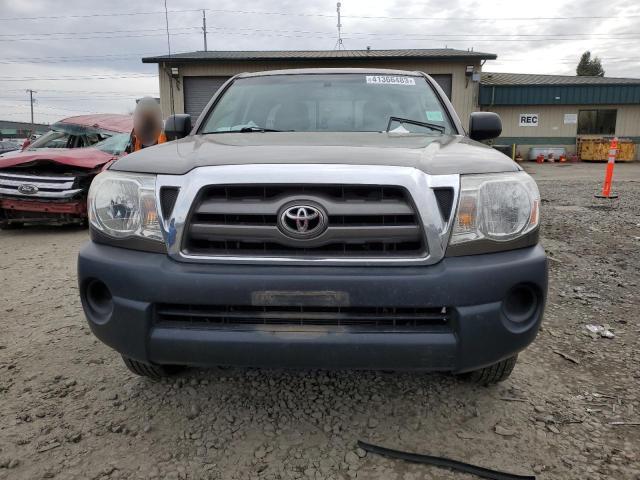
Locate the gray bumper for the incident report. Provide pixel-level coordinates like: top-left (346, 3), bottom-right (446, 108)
top-left (78, 243), bottom-right (547, 373)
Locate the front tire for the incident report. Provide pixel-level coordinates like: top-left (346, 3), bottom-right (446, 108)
top-left (461, 355), bottom-right (518, 385)
top-left (122, 356), bottom-right (184, 380)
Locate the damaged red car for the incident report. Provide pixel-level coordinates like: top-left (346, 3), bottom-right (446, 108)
top-left (0, 114), bottom-right (132, 228)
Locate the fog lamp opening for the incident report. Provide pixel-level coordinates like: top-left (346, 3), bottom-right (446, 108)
top-left (85, 279), bottom-right (114, 322)
top-left (503, 284), bottom-right (539, 324)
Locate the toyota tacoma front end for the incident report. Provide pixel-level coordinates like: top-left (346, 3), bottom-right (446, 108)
top-left (78, 69), bottom-right (547, 384)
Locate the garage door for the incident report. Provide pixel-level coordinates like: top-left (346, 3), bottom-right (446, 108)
top-left (183, 76), bottom-right (230, 120)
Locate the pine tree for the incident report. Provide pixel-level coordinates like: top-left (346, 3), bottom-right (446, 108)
top-left (576, 51), bottom-right (605, 77)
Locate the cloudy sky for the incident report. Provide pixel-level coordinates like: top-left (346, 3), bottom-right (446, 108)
top-left (1, 0), bottom-right (640, 124)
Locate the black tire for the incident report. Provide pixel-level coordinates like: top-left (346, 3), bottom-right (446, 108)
top-left (461, 355), bottom-right (518, 386)
top-left (122, 356), bottom-right (184, 380)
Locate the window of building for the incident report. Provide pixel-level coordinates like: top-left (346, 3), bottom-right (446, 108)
top-left (429, 74), bottom-right (453, 100)
top-left (577, 109), bottom-right (617, 135)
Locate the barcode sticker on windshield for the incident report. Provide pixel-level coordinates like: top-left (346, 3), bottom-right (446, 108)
top-left (366, 75), bottom-right (416, 86)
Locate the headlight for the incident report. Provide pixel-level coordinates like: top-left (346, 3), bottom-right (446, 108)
top-left (449, 171), bottom-right (540, 251)
top-left (88, 170), bottom-right (162, 242)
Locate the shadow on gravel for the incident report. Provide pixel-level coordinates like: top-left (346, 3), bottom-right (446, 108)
top-left (132, 366), bottom-right (490, 411)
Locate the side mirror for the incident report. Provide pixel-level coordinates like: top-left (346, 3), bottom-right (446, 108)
top-left (164, 114), bottom-right (192, 141)
top-left (469, 112), bottom-right (502, 141)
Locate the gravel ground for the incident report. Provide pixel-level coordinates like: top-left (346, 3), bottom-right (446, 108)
top-left (1, 162), bottom-right (639, 480)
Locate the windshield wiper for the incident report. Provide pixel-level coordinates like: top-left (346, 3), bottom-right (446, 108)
top-left (237, 126), bottom-right (284, 133)
top-left (203, 126), bottom-right (287, 134)
top-left (386, 116), bottom-right (445, 134)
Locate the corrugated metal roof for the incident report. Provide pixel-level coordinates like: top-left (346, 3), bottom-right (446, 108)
top-left (479, 83), bottom-right (640, 106)
top-left (482, 72), bottom-right (640, 86)
top-left (142, 49), bottom-right (497, 63)
top-left (480, 72), bottom-right (640, 106)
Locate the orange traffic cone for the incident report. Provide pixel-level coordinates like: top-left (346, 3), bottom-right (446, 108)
top-left (595, 137), bottom-right (619, 199)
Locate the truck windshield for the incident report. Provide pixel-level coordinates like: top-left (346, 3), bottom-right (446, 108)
top-left (201, 74), bottom-right (453, 134)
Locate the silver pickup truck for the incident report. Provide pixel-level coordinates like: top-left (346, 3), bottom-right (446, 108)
top-left (78, 68), bottom-right (547, 385)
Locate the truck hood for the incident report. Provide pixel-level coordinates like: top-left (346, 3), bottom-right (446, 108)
top-left (110, 132), bottom-right (520, 176)
top-left (0, 148), bottom-right (115, 170)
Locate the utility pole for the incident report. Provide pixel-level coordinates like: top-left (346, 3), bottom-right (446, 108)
top-left (202, 9), bottom-right (208, 51)
top-left (335, 2), bottom-right (344, 50)
top-left (26, 89), bottom-right (36, 129)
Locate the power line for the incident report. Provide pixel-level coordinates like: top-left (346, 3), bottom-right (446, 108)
top-left (0, 74), bottom-right (157, 82)
top-left (343, 36), bottom-right (640, 43)
top-left (0, 53), bottom-right (164, 65)
top-left (344, 13), bottom-right (640, 21)
top-left (0, 95), bottom-right (157, 101)
top-left (198, 8), bottom-right (640, 21)
top-left (0, 26), bottom-right (199, 37)
top-left (5, 21), bottom-right (640, 45)
top-left (1, 7), bottom-right (639, 22)
top-left (0, 74), bottom-right (155, 80)
top-left (2, 88), bottom-right (157, 94)
top-left (0, 31), bottom-right (196, 42)
top-left (1, 53), bottom-right (159, 61)
top-left (495, 56), bottom-right (640, 63)
top-left (0, 27), bottom-right (640, 44)
top-left (344, 31), bottom-right (640, 38)
top-left (0, 9), bottom-right (202, 21)
top-left (0, 102), bottom-right (104, 114)
top-left (6, 24), bottom-right (640, 40)
top-left (0, 57), bottom-right (157, 65)
top-left (0, 29), bottom-right (339, 43)
top-left (1, 110), bottom-right (60, 118)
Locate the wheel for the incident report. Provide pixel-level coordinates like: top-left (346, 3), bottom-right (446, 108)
top-left (121, 356), bottom-right (184, 380)
top-left (460, 355), bottom-right (518, 385)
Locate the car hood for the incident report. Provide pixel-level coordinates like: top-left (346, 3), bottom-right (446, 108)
top-left (110, 132), bottom-right (520, 176)
top-left (0, 147), bottom-right (116, 170)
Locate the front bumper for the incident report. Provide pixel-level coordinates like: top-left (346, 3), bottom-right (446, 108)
top-left (1, 197), bottom-right (86, 223)
top-left (78, 242), bottom-right (548, 373)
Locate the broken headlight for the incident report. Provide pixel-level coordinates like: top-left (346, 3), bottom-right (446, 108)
top-left (88, 170), bottom-right (162, 243)
top-left (448, 171), bottom-right (540, 254)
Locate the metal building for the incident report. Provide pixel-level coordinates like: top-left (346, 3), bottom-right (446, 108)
top-left (0, 120), bottom-right (49, 139)
top-left (480, 72), bottom-right (640, 159)
top-left (142, 48), bottom-right (497, 124)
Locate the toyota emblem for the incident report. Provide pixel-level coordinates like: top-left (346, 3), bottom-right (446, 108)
top-left (278, 204), bottom-right (328, 240)
top-left (18, 184), bottom-right (39, 195)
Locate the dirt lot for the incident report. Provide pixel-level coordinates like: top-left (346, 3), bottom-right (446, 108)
top-left (1, 162), bottom-right (639, 480)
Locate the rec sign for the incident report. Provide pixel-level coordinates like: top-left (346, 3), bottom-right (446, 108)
top-left (519, 113), bottom-right (539, 127)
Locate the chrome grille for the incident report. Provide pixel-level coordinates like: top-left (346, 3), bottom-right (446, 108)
top-left (0, 171), bottom-right (83, 199)
top-left (183, 185), bottom-right (426, 258)
top-left (157, 164), bottom-right (459, 266)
